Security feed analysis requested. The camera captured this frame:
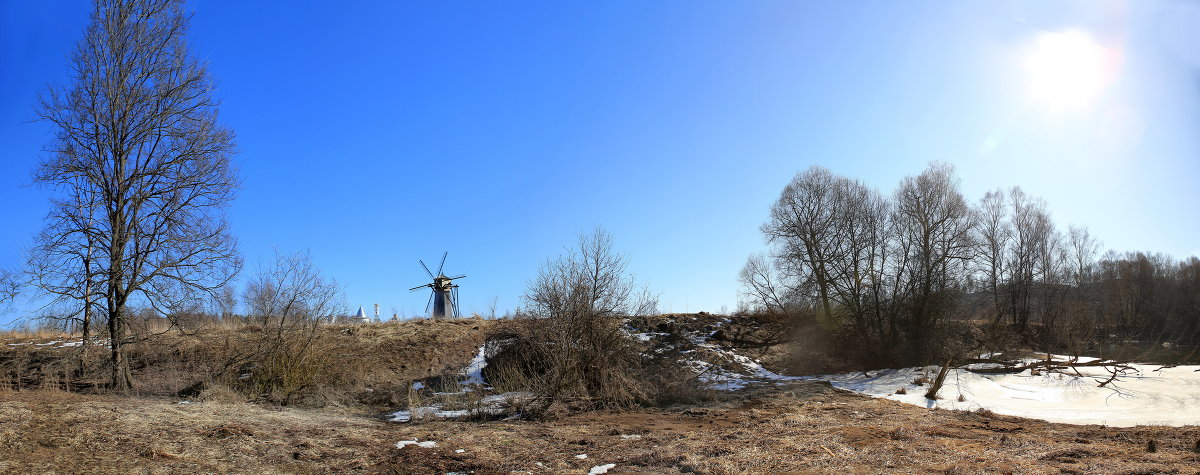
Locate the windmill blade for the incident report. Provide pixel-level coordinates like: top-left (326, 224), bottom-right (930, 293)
top-left (437, 251), bottom-right (448, 275)
top-left (446, 274), bottom-right (466, 280)
top-left (409, 283), bottom-right (432, 291)
top-left (419, 260), bottom-right (435, 279)
top-left (452, 286), bottom-right (460, 317)
top-left (425, 290), bottom-right (434, 313)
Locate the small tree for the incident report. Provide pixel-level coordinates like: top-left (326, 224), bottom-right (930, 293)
top-left (27, 182), bottom-right (104, 357)
top-left (237, 250), bottom-right (344, 403)
top-left (738, 253), bottom-right (793, 315)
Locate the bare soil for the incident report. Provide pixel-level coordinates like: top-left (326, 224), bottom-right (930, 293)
top-left (3, 381), bottom-right (1198, 474)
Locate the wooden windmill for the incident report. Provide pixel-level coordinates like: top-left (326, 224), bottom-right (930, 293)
top-left (409, 252), bottom-right (466, 319)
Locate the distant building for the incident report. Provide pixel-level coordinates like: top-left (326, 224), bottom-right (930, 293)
top-left (354, 306), bottom-right (370, 324)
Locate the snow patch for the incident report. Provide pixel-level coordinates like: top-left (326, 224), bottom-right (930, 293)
top-left (388, 392), bottom-right (536, 422)
top-left (588, 463), bottom-right (616, 474)
top-left (395, 440), bottom-right (437, 449)
top-left (631, 332), bottom-right (667, 342)
top-left (461, 345), bottom-right (488, 386)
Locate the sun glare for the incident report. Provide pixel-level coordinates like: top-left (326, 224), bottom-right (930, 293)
top-left (1024, 31), bottom-right (1111, 111)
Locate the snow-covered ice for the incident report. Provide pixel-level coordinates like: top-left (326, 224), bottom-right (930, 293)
top-left (813, 358), bottom-right (1200, 427)
top-left (588, 463), bottom-right (616, 474)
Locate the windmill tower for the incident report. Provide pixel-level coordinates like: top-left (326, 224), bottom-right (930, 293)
top-left (409, 252), bottom-right (466, 319)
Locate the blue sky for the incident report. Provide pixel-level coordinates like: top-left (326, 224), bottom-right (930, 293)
top-left (1, 1), bottom-right (1197, 324)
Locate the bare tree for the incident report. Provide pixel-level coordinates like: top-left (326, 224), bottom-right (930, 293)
top-left (487, 296), bottom-right (499, 320)
top-left (1032, 225), bottom-right (1068, 353)
top-left (243, 251), bottom-right (343, 327)
top-left (823, 178), bottom-right (893, 357)
top-left (27, 180), bottom-right (104, 357)
top-left (892, 163), bottom-right (975, 365)
top-left (510, 227), bottom-right (661, 407)
top-left (33, 0), bottom-right (240, 392)
top-left (1005, 187), bottom-right (1054, 332)
top-left (973, 189), bottom-right (1010, 326)
top-left (211, 284), bottom-right (237, 321)
top-left (630, 284), bottom-right (661, 317)
top-left (525, 227), bottom-right (638, 319)
top-left (738, 253), bottom-right (793, 315)
top-left (1066, 225), bottom-right (1101, 288)
top-left (763, 166), bottom-right (844, 324)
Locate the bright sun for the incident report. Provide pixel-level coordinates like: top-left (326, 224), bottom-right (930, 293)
top-left (1024, 31), bottom-right (1111, 111)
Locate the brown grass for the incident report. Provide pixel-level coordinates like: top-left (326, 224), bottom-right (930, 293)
top-left (4, 314), bottom-right (1200, 472)
top-left (2, 381), bottom-right (1197, 474)
top-left (1, 317), bottom-right (500, 407)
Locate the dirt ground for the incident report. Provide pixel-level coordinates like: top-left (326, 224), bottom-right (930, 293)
top-left (2, 381), bottom-right (1198, 474)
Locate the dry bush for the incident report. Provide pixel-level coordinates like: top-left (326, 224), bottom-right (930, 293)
top-left (484, 229), bottom-right (689, 413)
top-left (484, 317), bottom-right (649, 410)
top-left (485, 316), bottom-right (693, 413)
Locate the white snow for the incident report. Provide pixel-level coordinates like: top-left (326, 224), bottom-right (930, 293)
top-left (5, 339), bottom-right (93, 348)
top-left (454, 449), bottom-right (466, 453)
top-left (395, 440), bottom-right (437, 449)
top-left (460, 345), bottom-right (488, 386)
top-left (411, 381), bottom-right (425, 390)
top-left (813, 358), bottom-right (1200, 427)
top-left (575, 454), bottom-right (588, 459)
top-left (632, 332), bottom-right (667, 342)
top-left (588, 463), bottom-right (616, 474)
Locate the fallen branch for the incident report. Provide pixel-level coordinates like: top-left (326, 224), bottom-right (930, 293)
top-left (964, 358), bottom-right (1131, 375)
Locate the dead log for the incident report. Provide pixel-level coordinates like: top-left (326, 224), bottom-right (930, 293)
top-left (925, 358), bottom-right (953, 400)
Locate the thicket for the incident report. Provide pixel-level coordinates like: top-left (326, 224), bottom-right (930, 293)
top-left (741, 163), bottom-right (1200, 370)
top-left (484, 228), bottom-right (690, 413)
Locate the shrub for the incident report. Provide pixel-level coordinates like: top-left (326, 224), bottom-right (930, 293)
top-left (485, 228), bottom-right (685, 412)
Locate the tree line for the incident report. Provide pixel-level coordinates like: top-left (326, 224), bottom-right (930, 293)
top-left (740, 164), bottom-right (1200, 368)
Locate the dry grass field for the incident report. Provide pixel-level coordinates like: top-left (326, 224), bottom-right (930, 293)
top-left (2, 381), bottom-right (1198, 474)
top-left (2, 316), bottom-right (1199, 473)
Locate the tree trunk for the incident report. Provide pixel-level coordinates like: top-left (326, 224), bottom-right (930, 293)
top-left (108, 306), bottom-right (132, 393)
top-left (80, 249), bottom-right (92, 370)
top-left (924, 357), bottom-right (953, 400)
